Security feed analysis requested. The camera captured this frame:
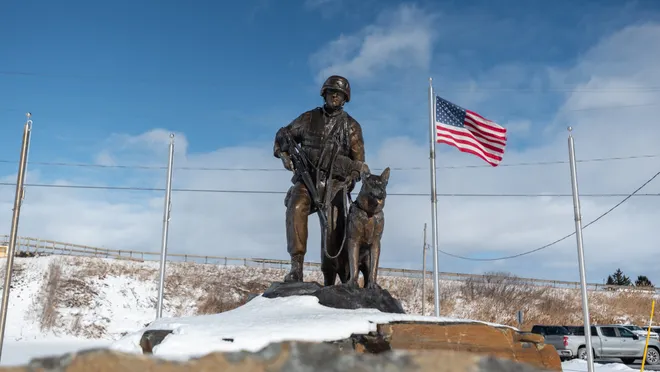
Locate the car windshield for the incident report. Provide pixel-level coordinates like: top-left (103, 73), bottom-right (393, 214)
top-left (624, 325), bottom-right (644, 331)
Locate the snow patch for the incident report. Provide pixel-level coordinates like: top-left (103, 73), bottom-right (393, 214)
top-left (561, 359), bottom-right (639, 371)
top-left (109, 294), bottom-right (514, 360)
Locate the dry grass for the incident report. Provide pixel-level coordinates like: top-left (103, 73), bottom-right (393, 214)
top-left (19, 255), bottom-right (660, 337)
top-left (69, 256), bottom-right (157, 281)
top-left (381, 270), bottom-right (658, 329)
top-left (39, 260), bottom-right (62, 331)
top-left (0, 261), bottom-right (27, 290)
top-left (195, 279), bottom-right (267, 314)
top-left (28, 257), bottom-right (107, 337)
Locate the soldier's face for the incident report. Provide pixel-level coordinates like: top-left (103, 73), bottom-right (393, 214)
top-left (324, 89), bottom-right (346, 109)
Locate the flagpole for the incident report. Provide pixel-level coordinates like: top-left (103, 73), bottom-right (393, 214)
top-left (422, 223), bottom-right (427, 315)
top-left (427, 77), bottom-right (441, 317)
top-left (156, 133), bottom-right (175, 319)
top-left (568, 126), bottom-right (594, 372)
top-left (0, 113), bottom-right (32, 360)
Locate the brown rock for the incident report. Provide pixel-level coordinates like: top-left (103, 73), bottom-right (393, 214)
top-left (0, 341), bottom-right (557, 372)
top-left (141, 329), bottom-right (174, 353)
top-left (514, 332), bottom-right (545, 344)
top-left (377, 322), bottom-right (562, 371)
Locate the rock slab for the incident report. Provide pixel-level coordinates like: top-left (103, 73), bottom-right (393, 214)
top-left (261, 281), bottom-right (405, 314)
top-left (379, 322), bottom-right (561, 371)
top-left (0, 341), bottom-right (558, 372)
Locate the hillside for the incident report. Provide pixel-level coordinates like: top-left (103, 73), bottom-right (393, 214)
top-left (0, 254), bottom-right (657, 342)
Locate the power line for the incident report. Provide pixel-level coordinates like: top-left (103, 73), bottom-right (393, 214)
top-left (0, 182), bottom-right (658, 198)
top-left (562, 102), bottom-right (660, 112)
top-left (436, 170), bottom-right (660, 261)
top-left (5, 70), bottom-right (660, 93)
top-left (0, 173), bottom-right (657, 262)
top-left (0, 153), bottom-right (657, 172)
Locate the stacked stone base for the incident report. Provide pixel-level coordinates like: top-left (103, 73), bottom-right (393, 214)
top-left (0, 339), bottom-right (560, 372)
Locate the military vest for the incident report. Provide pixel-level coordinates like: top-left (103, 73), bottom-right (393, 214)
top-left (300, 107), bottom-right (350, 171)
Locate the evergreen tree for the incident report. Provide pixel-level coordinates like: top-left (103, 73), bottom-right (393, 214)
top-left (635, 275), bottom-right (654, 287)
top-left (606, 268), bottom-right (632, 286)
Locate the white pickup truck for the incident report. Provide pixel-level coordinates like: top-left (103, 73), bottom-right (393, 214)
top-left (557, 324), bottom-right (660, 365)
top-left (530, 325), bottom-right (585, 360)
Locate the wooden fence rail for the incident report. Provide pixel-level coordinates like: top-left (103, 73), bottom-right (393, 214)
top-left (1, 235), bottom-right (656, 294)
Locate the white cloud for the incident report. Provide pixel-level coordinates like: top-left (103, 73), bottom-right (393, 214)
top-left (502, 119), bottom-right (531, 138)
top-left (304, 0), bottom-right (334, 8)
top-left (309, 3), bottom-right (437, 83)
top-left (1, 17), bottom-right (660, 288)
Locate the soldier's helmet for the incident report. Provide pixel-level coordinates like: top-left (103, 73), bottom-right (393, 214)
top-left (320, 75), bottom-right (351, 103)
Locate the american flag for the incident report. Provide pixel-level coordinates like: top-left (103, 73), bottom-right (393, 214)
top-left (435, 95), bottom-right (507, 167)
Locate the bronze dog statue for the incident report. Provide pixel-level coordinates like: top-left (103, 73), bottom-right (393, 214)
top-left (344, 167), bottom-right (390, 289)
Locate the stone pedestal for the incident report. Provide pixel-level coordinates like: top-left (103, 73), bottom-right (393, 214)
top-left (0, 341), bottom-right (560, 372)
top-left (260, 281), bottom-right (405, 314)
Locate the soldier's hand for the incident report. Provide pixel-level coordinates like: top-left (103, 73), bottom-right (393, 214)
top-left (281, 154), bottom-right (294, 171)
top-left (350, 161), bottom-right (370, 181)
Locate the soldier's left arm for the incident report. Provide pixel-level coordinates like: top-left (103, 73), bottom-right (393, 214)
top-left (348, 118), bottom-right (365, 163)
top-left (345, 118), bottom-right (366, 191)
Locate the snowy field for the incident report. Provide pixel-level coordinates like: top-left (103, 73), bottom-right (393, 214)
top-left (0, 254), bottom-right (655, 371)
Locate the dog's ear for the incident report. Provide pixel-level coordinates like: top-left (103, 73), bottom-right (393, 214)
top-left (360, 162), bottom-right (371, 180)
top-left (380, 167), bottom-right (390, 185)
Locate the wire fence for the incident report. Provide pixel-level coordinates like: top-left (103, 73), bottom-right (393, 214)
top-left (2, 234), bottom-right (656, 294)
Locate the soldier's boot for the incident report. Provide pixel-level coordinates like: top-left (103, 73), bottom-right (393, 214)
top-left (283, 183), bottom-right (310, 283)
top-left (284, 253), bottom-right (304, 282)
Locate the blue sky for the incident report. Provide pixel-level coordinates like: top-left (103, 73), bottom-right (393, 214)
top-left (1, 0), bottom-right (660, 285)
top-left (3, 0), bottom-right (658, 156)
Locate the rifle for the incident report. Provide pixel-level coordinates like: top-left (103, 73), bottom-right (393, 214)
top-left (277, 129), bottom-right (329, 229)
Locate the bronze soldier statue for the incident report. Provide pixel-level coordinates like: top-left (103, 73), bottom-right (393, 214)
top-left (273, 75), bottom-right (368, 285)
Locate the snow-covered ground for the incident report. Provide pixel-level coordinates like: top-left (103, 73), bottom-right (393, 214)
top-left (0, 254), bottom-right (655, 370)
top-left (110, 295), bottom-right (515, 359)
top-left (562, 360), bottom-right (641, 371)
top-left (0, 297), bottom-right (646, 371)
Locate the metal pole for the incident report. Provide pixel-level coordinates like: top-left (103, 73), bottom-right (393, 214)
top-left (568, 126), bottom-right (594, 372)
top-left (427, 77), bottom-right (441, 316)
top-left (0, 113), bottom-right (32, 359)
top-left (156, 133), bottom-right (175, 319)
top-left (422, 223), bottom-right (427, 315)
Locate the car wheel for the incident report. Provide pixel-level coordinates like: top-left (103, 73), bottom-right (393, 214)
top-left (577, 347), bottom-right (587, 360)
top-left (646, 347), bottom-right (660, 365)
